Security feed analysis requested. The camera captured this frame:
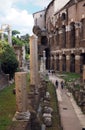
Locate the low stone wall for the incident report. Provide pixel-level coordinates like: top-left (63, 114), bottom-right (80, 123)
top-left (0, 73), bottom-right (9, 91)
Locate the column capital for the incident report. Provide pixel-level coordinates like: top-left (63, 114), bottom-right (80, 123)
top-left (50, 56), bottom-right (53, 60)
top-left (54, 55), bottom-right (57, 60)
top-left (66, 55), bottom-right (70, 60)
top-left (59, 55), bottom-right (62, 60)
top-left (75, 55), bottom-right (80, 60)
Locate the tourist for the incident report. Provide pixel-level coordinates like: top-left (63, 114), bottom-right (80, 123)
top-left (61, 81), bottom-right (64, 89)
top-left (55, 80), bottom-right (58, 89)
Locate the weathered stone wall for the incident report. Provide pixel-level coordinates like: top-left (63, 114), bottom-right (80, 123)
top-left (33, 0), bottom-right (85, 73)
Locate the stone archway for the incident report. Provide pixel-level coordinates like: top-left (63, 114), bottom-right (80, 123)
top-left (45, 48), bottom-right (50, 70)
top-left (80, 53), bottom-right (85, 73)
top-left (70, 22), bottom-right (75, 48)
top-left (62, 54), bottom-right (66, 71)
top-left (70, 54), bottom-right (75, 72)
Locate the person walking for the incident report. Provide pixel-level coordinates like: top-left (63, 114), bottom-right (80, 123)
top-left (61, 81), bottom-right (64, 89)
top-left (55, 80), bottom-right (58, 89)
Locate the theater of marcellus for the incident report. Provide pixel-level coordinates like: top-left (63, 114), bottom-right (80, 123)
top-left (33, 0), bottom-right (85, 74)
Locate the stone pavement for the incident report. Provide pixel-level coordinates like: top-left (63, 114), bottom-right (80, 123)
top-left (49, 74), bottom-right (85, 130)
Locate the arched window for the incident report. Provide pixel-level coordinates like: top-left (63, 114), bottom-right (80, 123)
top-left (61, 13), bottom-right (66, 21)
top-left (62, 54), bottom-right (66, 71)
top-left (62, 25), bottom-right (66, 48)
top-left (70, 22), bottom-right (75, 48)
top-left (41, 36), bottom-right (48, 45)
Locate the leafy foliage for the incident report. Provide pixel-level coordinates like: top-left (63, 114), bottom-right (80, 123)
top-left (12, 36), bottom-right (23, 46)
top-left (12, 30), bottom-right (20, 36)
top-left (0, 42), bottom-right (18, 79)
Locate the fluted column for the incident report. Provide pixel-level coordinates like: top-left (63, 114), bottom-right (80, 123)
top-left (30, 35), bottom-right (38, 87)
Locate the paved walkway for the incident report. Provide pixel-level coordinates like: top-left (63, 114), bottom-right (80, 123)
top-left (49, 74), bottom-right (85, 130)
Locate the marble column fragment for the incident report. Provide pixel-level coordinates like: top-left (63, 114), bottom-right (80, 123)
top-left (14, 72), bottom-right (30, 121)
top-left (30, 35), bottom-right (38, 88)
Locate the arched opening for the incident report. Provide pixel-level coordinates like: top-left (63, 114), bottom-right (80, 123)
top-left (45, 48), bottom-right (50, 70)
top-left (61, 13), bottom-right (66, 21)
top-left (41, 36), bottom-right (48, 45)
top-left (62, 25), bottom-right (66, 48)
top-left (80, 53), bottom-right (85, 73)
top-left (70, 22), bottom-right (75, 48)
top-left (70, 54), bottom-right (75, 72)
top-left (62, 54), bottom-right (66, 71)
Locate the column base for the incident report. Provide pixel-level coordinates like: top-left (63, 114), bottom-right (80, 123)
top-left (13, 110), bottom-right (30, 121)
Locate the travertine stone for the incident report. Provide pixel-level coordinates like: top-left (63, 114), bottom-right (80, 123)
top-left (13, 72), bottom-right (30, 121)
top-left (30, 35), bottom-right (38, 87)
top-left (15, 72), bottom-right (27, 112)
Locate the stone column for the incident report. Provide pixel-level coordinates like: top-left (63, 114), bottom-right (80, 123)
top-left (14, 72), bottom-right (30, 121)
top-left (59, 55), bottom-right (62, 72)
top-left (66, 25), bottom-right (71, 48)
top-left (30, 35), bottom-right (38, 88)
top-left (43, 50), bottom-right (46, 72)
top-left (75, 55), bottom-right (80, 73)
top-left (54, 55), bottom-right (56, 71)
top-left (66, 55), bottom-right (70, 72)
top-left (59, 29), bottom-right (63, 49)
top-left (75, 23), bottom-right (80, 48)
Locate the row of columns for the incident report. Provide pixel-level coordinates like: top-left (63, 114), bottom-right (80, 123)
top-left (49, 22), bottom-right (84, 49)
top-left (50, 54), bottom-right (81, 73)
top-left (13, 35), bottom-right (39, 121)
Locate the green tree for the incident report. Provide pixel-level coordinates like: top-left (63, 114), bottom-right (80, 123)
top-left (0, 42), bottom-right (18, 79)
top-left (12, 30), bottom-right (20, 36)
top-left (12, 36), bottom-right (23, 46)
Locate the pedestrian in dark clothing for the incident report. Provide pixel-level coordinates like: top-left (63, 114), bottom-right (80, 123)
top-left (61, 81), bottom-right (64, 89)
top-left (55, 80), bottom-right (58, 89)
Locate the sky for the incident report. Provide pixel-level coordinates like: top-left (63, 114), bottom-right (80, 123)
top-left (0, 0), bottom-right (51, 36)
top-left (0, 0), bottom-right (69, 36)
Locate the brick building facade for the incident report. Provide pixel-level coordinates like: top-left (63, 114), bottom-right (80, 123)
top-left (33, 0), bottom-right (85, 73)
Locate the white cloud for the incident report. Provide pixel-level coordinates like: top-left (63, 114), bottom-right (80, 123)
top-left (0, 0), bottom-right (34, 35)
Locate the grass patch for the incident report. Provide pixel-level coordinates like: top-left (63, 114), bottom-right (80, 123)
top-left (46, 81), bottom-right (61, 130)
top-left (0, 84), bottom-right (16, 130)
top-left (62, 72), bottom-right (80, 82)
top-left (0, 73), bottom-right (30, 130)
